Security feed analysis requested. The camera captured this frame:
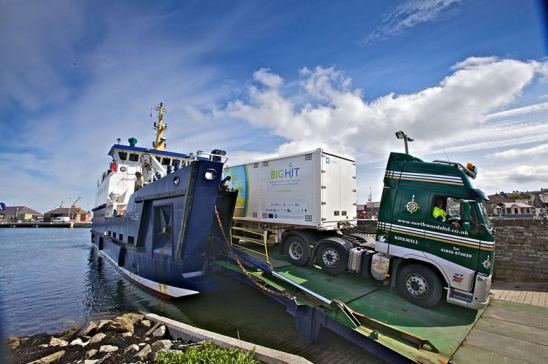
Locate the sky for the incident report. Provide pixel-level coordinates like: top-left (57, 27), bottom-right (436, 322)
top-left (1, 0), bottom-right (547, 212)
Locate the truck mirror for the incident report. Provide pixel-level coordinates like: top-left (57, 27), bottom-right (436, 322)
top-left (461, 201), bottom-right (472, 231)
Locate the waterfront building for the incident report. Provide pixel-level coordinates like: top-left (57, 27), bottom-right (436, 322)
top-left (0, 206), bottom-right (43, 222)
top-left (44, 207), bottom-right (91, 222)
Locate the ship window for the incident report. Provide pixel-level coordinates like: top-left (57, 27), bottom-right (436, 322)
top-left (118, 152), bottom-right (128, 160)
top-left (128, 236), bottom-right (135, 245)
top-left (153, 204), bottom-right (173, 254)
top-left (119, 234), bottom-right (123, 242)
top-left (162, 158), bottom-right (171, 166)
top-left (173, 159), bottom-right (180, 168)
top-left (129, 153), bottom-right (139, 162)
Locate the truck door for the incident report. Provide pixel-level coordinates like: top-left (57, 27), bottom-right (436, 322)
top-left (387, 187), bottom-right (428, 253)
top-left (424, 194), bottom-right (481, 291)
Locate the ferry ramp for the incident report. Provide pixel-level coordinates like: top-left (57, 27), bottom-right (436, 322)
top-left (214, 248), bottom-right (548, 363)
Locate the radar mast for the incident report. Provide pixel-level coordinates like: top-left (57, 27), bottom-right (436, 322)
top-left (153, 102), bottom-right (167, 150)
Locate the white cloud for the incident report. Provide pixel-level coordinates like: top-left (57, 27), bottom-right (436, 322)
top-left (476, 165), bottom-right (548, 192)
top-left (489, 143), bottom-right (548, 159)
top-left (220, 57), bottom-right (546, 159)
top-left (217, 57), bottom-right (548, 200)
top-left (364, 0), bottom-right (462, 44)
top-left (253, 68), bottom-right (284, 89)
top-left (484, 101), bottom-right (548, 121)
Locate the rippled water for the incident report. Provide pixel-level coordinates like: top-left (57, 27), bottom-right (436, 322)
top-left (0, 228), bottom-right (380, 363)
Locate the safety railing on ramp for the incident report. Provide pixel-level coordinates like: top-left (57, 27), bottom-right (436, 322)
top-left (230, 226), bottom-right (271, 265)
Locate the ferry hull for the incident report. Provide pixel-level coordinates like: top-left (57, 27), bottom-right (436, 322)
top-left (91, 158), bottom-right (237, 298)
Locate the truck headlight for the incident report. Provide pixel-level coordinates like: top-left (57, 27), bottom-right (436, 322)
top-left (204, 169), bottom-right (217, 181)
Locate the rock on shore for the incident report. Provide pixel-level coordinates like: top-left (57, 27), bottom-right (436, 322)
top-left (5, 313), bottom-right (206, 364)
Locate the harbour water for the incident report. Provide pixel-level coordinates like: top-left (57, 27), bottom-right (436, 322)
top-left (0, 228), bottom-right (379, 363)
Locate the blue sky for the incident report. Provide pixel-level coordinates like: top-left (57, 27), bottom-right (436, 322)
top-left (1, 0), bottom-right (547, 211)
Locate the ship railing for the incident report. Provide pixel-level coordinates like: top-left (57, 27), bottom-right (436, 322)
top-left (230, 226), bottom-right (270, 265)
top-left (196, 151), bottom-right (229, 163)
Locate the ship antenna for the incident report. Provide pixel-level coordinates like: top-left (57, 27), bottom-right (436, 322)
top-left (153, 102), bottom-right (167, 150)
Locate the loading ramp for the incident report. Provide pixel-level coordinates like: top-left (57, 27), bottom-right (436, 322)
top-left (214, 246), bottom-right (548, 363)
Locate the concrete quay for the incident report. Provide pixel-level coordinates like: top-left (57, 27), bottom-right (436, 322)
top-left (0, 222), bottom-right (92, 228)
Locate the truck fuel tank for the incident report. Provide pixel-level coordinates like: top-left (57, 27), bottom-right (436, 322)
top-left (348, 247), bottom-right (372, 279)
top-left (371, 253), bottom-right (391, 281)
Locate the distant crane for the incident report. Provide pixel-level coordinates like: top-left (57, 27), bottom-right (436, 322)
top-left (71, 196), bottom-right (81, 209)
top-left (59, 200), bottom-right (64, 208)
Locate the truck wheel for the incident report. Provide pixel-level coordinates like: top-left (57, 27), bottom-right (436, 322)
top-left (397, 264), bottom-right (442, 308)
top-left (316, 244), bottom-right (348, 275)
top-left (284, 235), bottom-right (310, 266)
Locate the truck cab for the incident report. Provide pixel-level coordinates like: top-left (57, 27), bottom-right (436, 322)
top-left (375, 152), bottom-right (494, 309)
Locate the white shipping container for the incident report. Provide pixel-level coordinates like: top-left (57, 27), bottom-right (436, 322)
top-left (225, 149), bottom-right (357, 229)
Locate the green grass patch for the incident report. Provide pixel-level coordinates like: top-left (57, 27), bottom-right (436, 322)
top-left (154, 342), bottom-right (259, 364)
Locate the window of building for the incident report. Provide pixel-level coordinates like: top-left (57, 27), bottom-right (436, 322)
top-left (129, 153), bottom-right (139, 162)
top-left (118, 152), bottom-right (128, 160)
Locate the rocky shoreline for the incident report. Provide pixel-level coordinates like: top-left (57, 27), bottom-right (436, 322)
top-left (5, 312), bottom-right (239, 364)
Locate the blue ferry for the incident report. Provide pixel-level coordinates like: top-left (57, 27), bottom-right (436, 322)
top-left (90, 103), bottom-right (237, 297)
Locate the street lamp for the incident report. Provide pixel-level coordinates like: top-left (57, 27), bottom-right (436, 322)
top-left (395, 131), bottom-right (414, 155)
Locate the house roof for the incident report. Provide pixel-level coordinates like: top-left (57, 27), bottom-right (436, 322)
top-left (499, 202), bottom-right (533, 208)
top-left (45, 207), bottom-right (89, 215)
top-left (0, 206), bottom-right (42, 216)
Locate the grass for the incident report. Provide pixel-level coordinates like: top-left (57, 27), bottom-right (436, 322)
top-left (154, 342), bottom-right (259, 364)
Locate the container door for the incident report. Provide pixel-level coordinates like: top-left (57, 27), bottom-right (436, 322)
top-left (338, 158), bottom-right (357, 222)
top-left (321, 153), bottom-right (341, 225)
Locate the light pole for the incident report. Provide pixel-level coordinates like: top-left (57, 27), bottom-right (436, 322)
top-left (395, 131), bottom-right (414, 155)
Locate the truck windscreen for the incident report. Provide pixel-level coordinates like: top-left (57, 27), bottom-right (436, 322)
top-left (478, 203), bottom-right (493, 231)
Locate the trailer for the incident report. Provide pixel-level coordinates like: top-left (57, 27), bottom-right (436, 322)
top-left (225, 148), bottom-right (357, 230)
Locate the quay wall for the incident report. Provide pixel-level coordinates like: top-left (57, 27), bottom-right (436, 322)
top-left (357, 219), bottom-right (548, 282)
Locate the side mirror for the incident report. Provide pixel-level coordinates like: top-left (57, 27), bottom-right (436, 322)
top-left (461, 201), bottom-right (472, 231)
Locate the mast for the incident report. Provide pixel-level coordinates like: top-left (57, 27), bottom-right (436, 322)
top-left (153, 102), bottom-right (167, 150)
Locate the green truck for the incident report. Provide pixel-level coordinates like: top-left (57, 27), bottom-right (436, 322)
top-left (225, 149), bottom-right (495, 311)
top-left (373, 152), bottom-right (494, 310)
top-left (216, 148), bottom-right (547, 363)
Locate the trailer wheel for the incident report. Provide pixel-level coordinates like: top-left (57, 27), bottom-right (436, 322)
top-left (284, 235), bottom-right (310, 266)
top-left (397, 264), bottom-right (442, 308)
top-left (316, 244), bottom-right (348, 275)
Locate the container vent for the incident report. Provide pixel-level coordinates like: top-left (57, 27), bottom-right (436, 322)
top-left (305, 153), bottom-right (312, 161)
top-left (305, 215), bottom-right (312, 222)
top-left (253, 162), bottom-right (259, 168)
top-left (262, 161), bottom-right (269, 167)
top-left (334, 211), bottom-right (340, 216)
